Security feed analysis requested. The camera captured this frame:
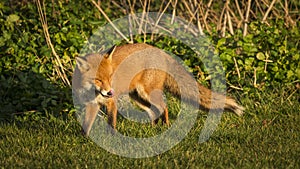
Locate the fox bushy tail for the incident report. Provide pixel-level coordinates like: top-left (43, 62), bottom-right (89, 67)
top-left (163, 61), bottom-right (244, 116)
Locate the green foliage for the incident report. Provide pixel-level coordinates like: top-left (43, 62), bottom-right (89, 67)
top-left (214, 20), bottom-right (300, 91)
top-left (0, 1), bottom-right (298, 105)
top-left (130, 20), bottom-right (300, 93)
top-left (0, 1), bottom-right (299, 119)
top-left (0, 0), bottom-right (110, 119)
top-left (0, 1), bottom-right (107, 80)
top-left (0, 1), bottom-right (299, 168)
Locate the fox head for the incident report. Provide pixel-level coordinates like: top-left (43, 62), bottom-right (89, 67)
top-left (73, 45), bottom-right (116, 103)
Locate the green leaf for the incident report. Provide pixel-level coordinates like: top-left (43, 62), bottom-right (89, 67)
top-left (295, 68), bottom-right (300, 79)
top-left (217, 38), bottom-right (226, 47)
top-left (243, 34), bottom-right (253, 43)
top-left (256, 52), bottom-right (265, 60)
top-left (7, 14), bottom-right (20, 22)
top-left (245, 57), bottom-right (255, 71)
top-left (272, 65), bottom-right (279, 72)
top-left (286, 70), bottom-right (294, 79)
top-left (245, 57), bottom-right (254, 66)
top-left (292, 54), bottom-right (299, 61)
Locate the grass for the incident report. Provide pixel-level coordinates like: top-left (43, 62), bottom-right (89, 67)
top-left (0, 85), bottom-right (299, 168)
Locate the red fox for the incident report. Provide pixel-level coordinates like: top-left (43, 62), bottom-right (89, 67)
top-left (73, 43), bottom-right (244, 136)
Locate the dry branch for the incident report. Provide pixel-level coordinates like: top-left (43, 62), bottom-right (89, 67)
top-left (91, 0), bottom-right (299, 38)
top-left (262, 0), bottom-right (277, 23)
top-left (243, 0), bottom-right (252, 37)
top-left (36, 0), bottom-right (70, 86)
top-left (91, 0), bottom-right (131, 43)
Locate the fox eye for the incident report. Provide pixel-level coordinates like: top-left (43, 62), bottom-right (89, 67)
top-left (95, 79), bottom-right (102, 84)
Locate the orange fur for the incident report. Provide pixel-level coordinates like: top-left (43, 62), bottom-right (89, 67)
top-left (73, 43), bottom-right (244, 136)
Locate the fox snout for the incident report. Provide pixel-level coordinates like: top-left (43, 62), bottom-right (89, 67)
top-left (98, 89), bottom-right (114, 98)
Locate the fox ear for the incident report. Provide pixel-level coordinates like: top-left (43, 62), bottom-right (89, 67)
top-left (104, 45), bottom-right (117, 61)
top-left (75, 57), bottom-right (90, 72)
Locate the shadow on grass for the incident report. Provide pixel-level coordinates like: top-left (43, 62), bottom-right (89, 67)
top-left (0, 69), bottom-right (73, 123)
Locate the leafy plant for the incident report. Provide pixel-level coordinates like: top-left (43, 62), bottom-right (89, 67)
top-left (214, 20), bottom-right (300, 91)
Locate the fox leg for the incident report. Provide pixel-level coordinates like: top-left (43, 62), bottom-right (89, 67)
top-left (129, 91), bottom-right (156, 125)
top-left (161, 106), bottom-right (169, 126)
top-left (135, 86), bottom-right (169, 126)
top-left (106, 98), bottom-right (118, 132)
top-left (82, 103), bottom-right (100, 136)
top-left (149, 89), bottom-right (169, 126)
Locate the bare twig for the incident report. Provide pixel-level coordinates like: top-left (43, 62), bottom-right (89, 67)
top-left (253, 68), bottom-right (257, 88)
top-left (157, 0), bottom-right (167, 14)
top-left (12, 110), bottom-right (37, 115)
top-left (171, 0), bottom-right (178, 24)
top-left (112, 0), bottom-right (127, 14)
top-left (196, 5), bottom-right (204, 35)
top-left (151, 0), bottom-right (172, 41)
top-left (226, 0), bottom-right (234, 35)
top-left (182, 0), bottom-right (197, 21)
top-left (254, 0), bottom-right (265, 17)
top-left (36, 0), bottom-right (70, 86)
top-left (286, 85), bottom-right (299, 102)
top-left (243, 0), bottom-right (252, 37)
top-left (219, 3), bottom-right (227, 37)
top-left (186, 4), bottom-right (200, 30)
top-left (261, 0), bottom-right (280, 18)
top-left (263, 52), bottom-right (273, 72)
top-left (229, 84), bottom-right (244, 90)
top-left (233, 57), bottom-right (241, 79)
top-left (122, 0), bottom-right (134, 43)
top-left (128, 14), bottom-right (134, 43)
top-left (217, 3), bottom-right (226, 32)
top-left (281, 0), bottom-right (296, 26)
top-left (235, 0), bottom-right (244, 21)
top-left (203, 0), bottom-right (213, 32)
top-left (222, 12), bottom-right (227, 37)
top-left (91, 0), bottom-right (130, 43)
top-left (204, 0), bottom-right (213, 21)
top-left (138, 0), bottom-right (148, 34)
top-left (262, 0), bottom-right (277, 23)
top-left (154, 0), bottom-right (172, 26)
top-left (227, 4), bottom-right (240, 23)
top-left (144, 0), bottom-right (152, 42)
